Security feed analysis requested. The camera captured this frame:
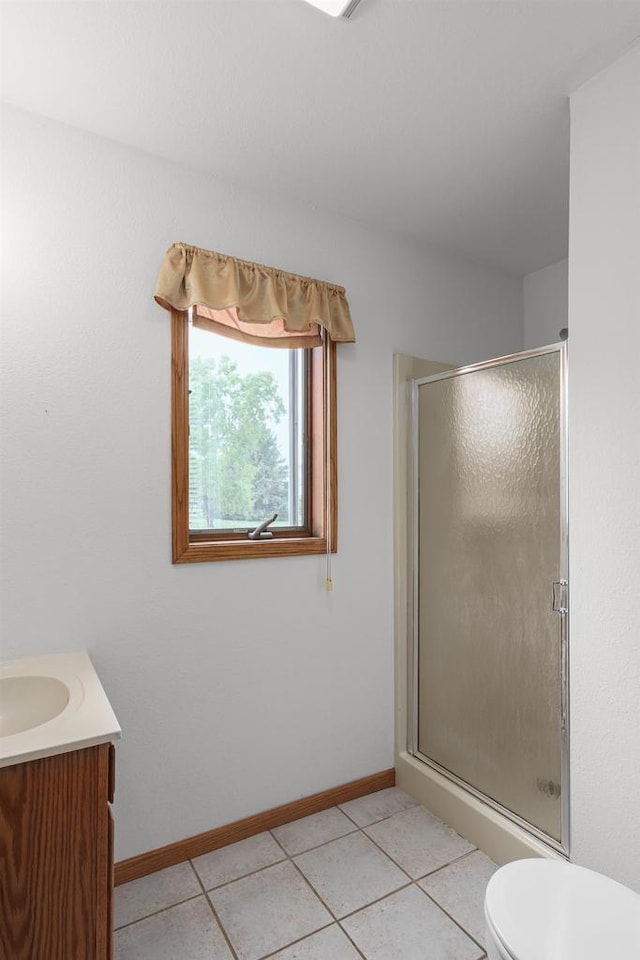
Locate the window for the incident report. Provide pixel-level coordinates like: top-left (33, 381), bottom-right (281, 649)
top-left (188, 326), bottom-right (307, 533)
top-left (156, 241), bottom-right (354, 563)
top-left (171, 308), bottom-right (337, 562)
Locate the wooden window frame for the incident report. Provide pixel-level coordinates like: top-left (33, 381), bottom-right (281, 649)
top-left (171, 309), bottom-right (337, 562)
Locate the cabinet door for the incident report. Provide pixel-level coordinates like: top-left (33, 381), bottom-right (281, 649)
top-left (0, 744), bottom-right (111, 960)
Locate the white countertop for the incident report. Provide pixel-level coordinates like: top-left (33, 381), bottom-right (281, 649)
top-left (0, 650), bottom-right (121, 768)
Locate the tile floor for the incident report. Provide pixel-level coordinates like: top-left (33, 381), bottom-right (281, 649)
top-left (114, 787), bottom-right (497, 960)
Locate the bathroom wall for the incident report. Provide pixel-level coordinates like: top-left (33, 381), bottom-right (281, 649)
top-left (0, 106), bottom-right (523, 861)
top-left (569, 43), bottom-right (640, 890)
top-left (523, 259), bottom-right (568, 350)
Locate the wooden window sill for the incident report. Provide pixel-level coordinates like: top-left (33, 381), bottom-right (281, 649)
top-left (173, 537), bottom-right (335, 563)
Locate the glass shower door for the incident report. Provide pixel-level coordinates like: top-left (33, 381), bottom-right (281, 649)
top-left (413, 345), bottom-right (567, 845)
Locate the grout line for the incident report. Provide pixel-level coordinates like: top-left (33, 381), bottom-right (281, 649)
top-left (355, 827), bottom-right (417, 884)
top-left (114, 793), bottom-right (490, 960)
top-left (270, 825), bottom-right (359, 858)
top-left (113, 891), bottom-right (204, 932)
top-left (338, 881), bottom-right (486, 960)
top-left (337, 798), bottom-right (420, 831)
top-left (261, 834), bottom-right (363, 959)
top-left (335, 923), bottom-right (369, 960)
top-left (417, 847), bottom-right (484, 881)
top-left (204, 895), bottom-right (243, 960)
top-left (197, 848), bottom-right (348, 960)
top-left (274, 818), bottom-right (414, 945)
top-left (277, 819), bottom-right (416, 905)
top-left (271, 827), bottom-right (369, 957)
top-left (335, 808), bottom-right (489, 954)
top-left (336, 806), bottom-right (366, 828)
top-left (273, 822), bottom-right (429, 959)
top-left (337, 879), bottom-right (414, 922)
top-left (357, 805), bottom-right (480, 887)
top-left (354, 827), bottom-right (487, 951)
top-left (414, 846), bottom-right (481, 882)
top-left (189, 859), bottom-right (241, 960)
top-left (418, 885), bottom-right (487, 956)
top-left (269, 830), bottom-right (293, 859)
top-left (285, 857), bottom-right (369, 960)
top-left (186, 802), bottom-right (448, 895)
top-left (286, 851), bottom-right (341, 922)
top-left (192, 854), bottom-right (289, 894)
top-left (268, 802), bottom-right (419, 888)
top-left (256, 920), bottom-right (340, 960)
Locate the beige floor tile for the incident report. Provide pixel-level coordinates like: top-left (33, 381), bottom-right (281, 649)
top-left (209, 860), bottom-right (331, 960)
top-left (114, 895), bottom-right (233, 960)
top-left (339, 788), bottom-right (417, 828)
top-left (419, 850), bottom-right (497, 947)
top-left (268, 924), bottom-right (363, 959)
top-left (294, 831), bottom-right (408, 919)
top-left (364, 805), bottom-right (475, 879)
top-left (272, 807), bottom-right (356, 855)
top-left (114, 861), bottom-right (201, 929)
top-left (114, 792), bottom-right (493, 960)
top-left (342, 885), bottom-right (484, 960)
top-left (192, 831), bottom-right (285, 890)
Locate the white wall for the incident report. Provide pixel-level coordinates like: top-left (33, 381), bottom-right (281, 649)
top-left (523, 259), bottom-right (568, 350)
top-left (0, 106), bottom-right (522, 861)
top-left (569, 44), bottom-right (640, 890)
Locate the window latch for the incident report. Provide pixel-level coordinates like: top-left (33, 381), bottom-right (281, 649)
top-left (247, 513), bottom-right (278, 540)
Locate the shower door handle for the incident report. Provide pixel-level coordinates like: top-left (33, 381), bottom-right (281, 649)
top-left (552, 579), bottom-right (568, 614)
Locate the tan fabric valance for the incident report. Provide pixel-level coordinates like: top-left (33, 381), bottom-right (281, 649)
top-left (154, 242), bottom-right (355, 347)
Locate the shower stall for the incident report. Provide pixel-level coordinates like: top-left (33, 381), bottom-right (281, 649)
top-left (396, 344), bottom-right (569, 858)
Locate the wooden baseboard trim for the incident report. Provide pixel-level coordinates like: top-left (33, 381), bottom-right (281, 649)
top-left (115, 768), bottom-right (395, 886)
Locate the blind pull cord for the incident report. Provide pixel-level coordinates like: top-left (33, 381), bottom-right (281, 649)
top-left (325, 330), bottom-right (333, 592)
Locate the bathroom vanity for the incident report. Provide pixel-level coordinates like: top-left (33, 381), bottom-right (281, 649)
top-left (0, 651), bottom-right (121, 960)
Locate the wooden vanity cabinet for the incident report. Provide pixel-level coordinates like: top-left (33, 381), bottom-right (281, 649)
top-left (0, 742), bottom-right (115, 960)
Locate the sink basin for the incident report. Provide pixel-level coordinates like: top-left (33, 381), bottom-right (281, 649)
top-left (0, 651), bottom-right (121, 768)
top-left (0, 675), bottom-right (71, 737)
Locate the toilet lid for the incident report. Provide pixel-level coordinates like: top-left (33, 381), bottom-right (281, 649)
top-left (485, 859), bottom-right (640, 960)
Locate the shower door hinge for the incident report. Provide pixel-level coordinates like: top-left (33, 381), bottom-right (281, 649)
top-left (552, 579), bottom-right (568, 614)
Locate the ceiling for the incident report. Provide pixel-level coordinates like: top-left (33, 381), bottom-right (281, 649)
top-left (2, 1), bottom-right (640, 276)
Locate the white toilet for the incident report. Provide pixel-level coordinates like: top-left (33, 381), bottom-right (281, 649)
top-left (484, 858), bottom-right (640, 959)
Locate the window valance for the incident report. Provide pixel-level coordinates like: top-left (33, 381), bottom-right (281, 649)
top-left (154, 242), bottom-right (355, 348)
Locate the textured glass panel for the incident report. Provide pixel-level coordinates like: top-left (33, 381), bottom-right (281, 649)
top-left (417, 352), bottom-right (562, 840)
